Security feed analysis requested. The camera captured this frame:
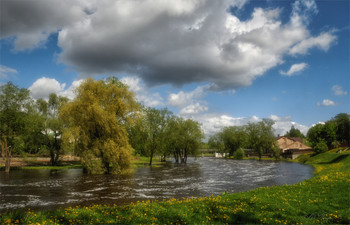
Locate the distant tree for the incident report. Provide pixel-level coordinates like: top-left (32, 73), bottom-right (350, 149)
top-left (168, 117), bottom-right (203, 163)
top-left (208, 133), bottom-right (225, 153)
top-left (20, 109), bottom-right (45, 155)
top-left (0, 82), bottom-right (32, 172)
top-left (307, 124), bottom-right (324, 146)
top-left (208, 126), bottom-right (247, 157)
top-left (222, 126), bottom-right (248, 156)
top-left (246, 119), bottom-right (278, 160)
top-left (314, 141), bottom-right (328, 154)
top-left (233, 147), bottom-right (245, 160)
top-left (128, 112), bottom-right (148, 157)
top-left (332, 113), bottom-right (350, 146)
top-left (143, 107), bottom-right (172, 165)
top-left (36, 94), bottom-right (69, 165)
top-left (60, 78), bottom-right (139, 174)
top-left (284, 125), bottom-right (305, 138)
top-left (307, 122), bottom-right (337, 148)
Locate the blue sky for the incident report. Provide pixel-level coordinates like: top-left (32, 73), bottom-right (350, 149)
top-left (0, 0), bottom-right (349, 138)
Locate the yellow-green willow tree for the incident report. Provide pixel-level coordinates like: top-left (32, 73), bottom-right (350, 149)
top-left (60, 77), bottom-right (139, 174)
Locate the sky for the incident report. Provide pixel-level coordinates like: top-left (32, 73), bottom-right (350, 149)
top-left (0, 0), bottom-right (349, 138)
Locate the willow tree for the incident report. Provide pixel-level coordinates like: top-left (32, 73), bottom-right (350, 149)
top-left (60, 78), bottom-right (139, 174)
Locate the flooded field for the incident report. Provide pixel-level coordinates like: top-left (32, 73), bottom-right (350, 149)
top-left (0, 157), bottom-right (313, 212)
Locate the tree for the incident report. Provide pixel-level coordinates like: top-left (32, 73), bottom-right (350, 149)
top-left (37, 94), bottom-right (69, 165)
top-left (233, 147), bottom-right (245, 160)
top-left (246, 119), bottom-right (278, 160)
top-left (142, 107), bottom-right (172, 165)
top-left (167, 117), bottom-right (203, 163)
top-left (307, 122), bottom-right (337, 148)
top-left (222, 126), bottom-right (248, 156)
top-left (332, 113), bottom-right (350, 146)
top-left (314, 141), bottom-right (328, 154)
top-left (208, 133), bottom-right (225, 153)
top-left (284, 125), bottom-right (305, 138)
top-left (60, 78), bottom-right (139, 174)
top-left (0, 82), bottom-right (32, 172)
top-left (209, 126), bottom-right (247, 157)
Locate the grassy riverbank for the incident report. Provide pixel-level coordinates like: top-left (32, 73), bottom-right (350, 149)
top-left (1, 151), bottom-right (349, 224)
top-left (0, 156), bottom-right (164, 171)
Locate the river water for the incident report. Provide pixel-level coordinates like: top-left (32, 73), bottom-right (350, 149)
top-left (0, 157), bottom-right (313, 212)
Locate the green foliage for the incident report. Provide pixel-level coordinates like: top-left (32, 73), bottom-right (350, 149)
top-left (2, 152), bottom-right (349, 225)
top-left (167, 117), bottom-right (204, 163)
top-left (233, 147), bottom-right (245, 159)
top-left (332, 113), bottom-right (350, 146)
top-left (284, 125), bottom-right (305, 138)
top-left (208, 133), bottom-right (225, 153)
top-left (246, 119), bottom-right (277, 160)
top-left (314, 141), bottom-right (328, 154)
top-left (60, 78), bottom-right (139, 174)
top-left (0, 82), bottom-right (33, 172)
top-left (307, 113), bottom-right (349, 149)
top-left (209, 126), bottom-right (247, 156)
top-left (36, 93), bottom-right (69, 165)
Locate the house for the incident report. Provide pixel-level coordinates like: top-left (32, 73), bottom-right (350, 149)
top-left (277, 136), bottom-right (313, 159)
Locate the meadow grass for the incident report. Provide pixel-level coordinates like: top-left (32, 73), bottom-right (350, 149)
top-left (1, 152), bottom-right (349, 224)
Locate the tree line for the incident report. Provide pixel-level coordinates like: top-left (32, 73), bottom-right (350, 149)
top-left (0, 78), bottom-right (203, 174)
top-left (208, 113), bottom-right (349, 159)
top-left (1, 78), bottom-right (348, 174)
top-left (208, 119), bottom-right (280, 160)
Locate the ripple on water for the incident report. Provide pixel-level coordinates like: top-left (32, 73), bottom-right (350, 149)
top-left (0, 157), bottom-right (313, 212)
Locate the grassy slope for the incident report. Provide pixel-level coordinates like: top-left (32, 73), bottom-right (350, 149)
top-left (1, 152), bottom-right (349, 225)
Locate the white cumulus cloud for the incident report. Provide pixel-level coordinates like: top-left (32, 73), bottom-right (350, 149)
top-left (269, 115), bottom-right (309, 135)
top-left (0, 65), bottom-right (18, 80)
top-left (280, 63), bottom-right (308, 76)
top-left (289, 32), bottom-right (336, 55)
top-left (28, 77), bottom-right (83, 100)
top-left (332, 85), bottom-right (347, 96)
top-left (179, 103), bottom-right (208, 115)
top-left (168, 85), bottom-right (210, 108)
top-left (1, 0), bottom-right (337, 91)
top-left (317, 99), bottom-right (337, 107)
top-left (121, 76), bottom-right (164, 107)
top-left (29, 77), bottom-right (66, 99)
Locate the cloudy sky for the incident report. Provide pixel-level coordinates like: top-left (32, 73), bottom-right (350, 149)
top-left (1, 0), bottom-right (349, 138)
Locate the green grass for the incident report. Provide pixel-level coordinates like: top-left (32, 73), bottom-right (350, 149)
top-left (15, 164), bottom-right (83, 170)
top-left (1, 151), bottom-right (349, 224)
top-left (132, 156), bottom-right (166, 167)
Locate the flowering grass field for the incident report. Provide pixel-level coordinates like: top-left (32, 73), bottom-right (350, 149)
top-left (1, 152), bottom-right (349, 224)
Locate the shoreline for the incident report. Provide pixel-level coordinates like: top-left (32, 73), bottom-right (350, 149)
top-left (1, 151), bottom-right (349, 224)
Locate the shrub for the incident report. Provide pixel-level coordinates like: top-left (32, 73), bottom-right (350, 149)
top-left (314, 141), bottom-right (328, 154)
top-left (233, 148), bottom-right (245, 160)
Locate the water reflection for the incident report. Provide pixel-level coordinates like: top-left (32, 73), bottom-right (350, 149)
top-left (0, 157), bottom-right (313, 212)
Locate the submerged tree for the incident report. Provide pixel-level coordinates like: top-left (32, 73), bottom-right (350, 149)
top-left (209, 126), bottom-right (247, 157)
top-left (169, 118), bottom-right (203, 163)
top-left (60, 78), bottom-right (139, 174)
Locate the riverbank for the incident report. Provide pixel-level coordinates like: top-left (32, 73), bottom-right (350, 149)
top-left (0, 155), bottom-right (165, 170)
top-left (1, 151), bottom-right (349, 224)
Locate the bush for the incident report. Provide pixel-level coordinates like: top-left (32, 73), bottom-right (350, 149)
top-left (314, 141), bottom-right (328, 154)
top-left (233, 148), bottom-right (245, 160)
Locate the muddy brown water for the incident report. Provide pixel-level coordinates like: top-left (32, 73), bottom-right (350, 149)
top-left (0, 157), bottom-right (313, 212)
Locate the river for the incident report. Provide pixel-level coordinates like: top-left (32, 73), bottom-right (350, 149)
top-left (0, 157), bottom-right (313, 212)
